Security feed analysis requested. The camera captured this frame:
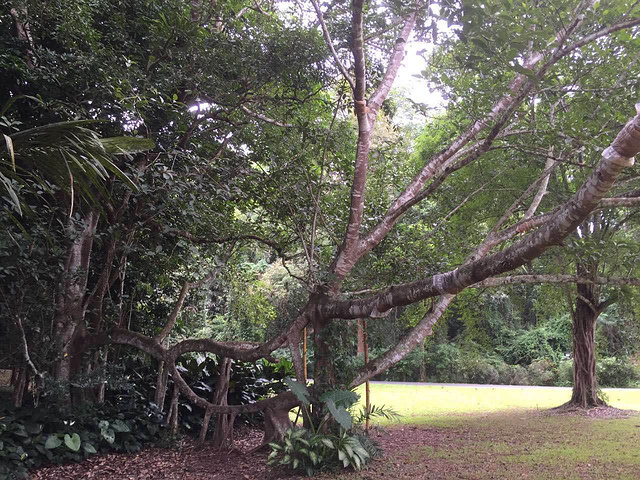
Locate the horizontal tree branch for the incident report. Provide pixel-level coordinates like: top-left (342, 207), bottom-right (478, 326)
top-left (474, 274), bottom-right (640, 288)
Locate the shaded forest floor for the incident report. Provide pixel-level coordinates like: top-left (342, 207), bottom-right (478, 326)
top-left (32, 407), bottom-right (640, 480)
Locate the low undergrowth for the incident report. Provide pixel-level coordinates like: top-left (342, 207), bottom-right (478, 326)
top-left (0, 400), bottom-right (175, 479)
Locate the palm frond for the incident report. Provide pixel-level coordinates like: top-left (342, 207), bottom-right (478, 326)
top-left (1, 120), bottom-right (153, 215)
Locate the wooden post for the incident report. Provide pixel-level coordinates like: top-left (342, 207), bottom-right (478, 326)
top-left (364, 319), bottom-right (370, 433)
top-left (303, 327), bottom-right (308, 381)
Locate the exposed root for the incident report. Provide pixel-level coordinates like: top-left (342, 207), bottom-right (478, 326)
top-left (548, 403), bottom-right (635, 419)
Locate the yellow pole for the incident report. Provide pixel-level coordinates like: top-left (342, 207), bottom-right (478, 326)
top-left (303, 327), bottom-right (308, 381)
top-left (364, 319), bottom-right (370, 433)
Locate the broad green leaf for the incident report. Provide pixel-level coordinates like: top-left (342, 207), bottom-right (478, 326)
top-left (64, 433), bottom-right (81, 452)
top-left (44, 436), bottom-right (62, 449)
top-left (344, 443), bottom-right (354, 457)
top-left (82, 442), bottom-right (97, 454)
top-left (101, 428), bottom-right (115, 444)
top-left (111, 419), bottom-right (130, 433)
top-left (352, 453), bottom-right (361, 470)
top-left (3, 134), bottom-right (15, 171)
top-left (320, 438), bottom-right (334, 449)
top-left (325, 399), bottom-right (352, 430)
top-left (283, 377), bottom-right (310, 406)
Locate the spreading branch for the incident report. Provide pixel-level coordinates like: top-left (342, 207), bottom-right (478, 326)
top-left (324, 106), bottom-right (640, 320)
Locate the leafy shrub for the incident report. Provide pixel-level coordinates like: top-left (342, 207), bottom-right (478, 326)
top-left (499, 316), bottom-right (571, 366)
top-left (527, 359), bottom-right (556, 386)
top-left (494, 363), bottom-right (530, 385)
top-left (174, 355), bottom-right (293, 434)
top-left (267, 379), bottom-right (391, 476)
top-left (597, 357), bottom-right (640, 387)
top-left (106, 355), bottom-right (293, 436)
top-left (457, 352), bottom-right (501, 384)
top-left (556, 359), bottom-right (574, 387)
top-left (0, 400), bottom-right (172, 479)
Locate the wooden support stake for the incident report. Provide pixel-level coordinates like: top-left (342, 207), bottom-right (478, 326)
top-left (364, 319), bottom-right (370, 433)
top-left (303, 327), bottom-right (308, 381)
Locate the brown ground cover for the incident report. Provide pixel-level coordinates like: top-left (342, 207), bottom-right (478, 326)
top-left (30, 408), bottom-right (640, 480)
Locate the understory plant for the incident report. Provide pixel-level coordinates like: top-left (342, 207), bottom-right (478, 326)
top-left (267, 378), bottom-right (397, 476)
top-left (0, 400), bottom-right (174, 479)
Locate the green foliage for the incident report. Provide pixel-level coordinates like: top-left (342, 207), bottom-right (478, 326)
top-left (267, 426), bottom-right (373, 477)
top-left (111, 355), bottom-right (293, 435)
top-left (1, 114), bottom-right (149, 216)
top-left (0, 400), bottom-right (172, 478)
top-left (597, 357), bottom-right (640, 388)
top-left (271, 379), bottom-right (381, 475)
top-left (498, 316), bottom-right (571, 366)
top-left (267, 428), bottom-right (330, 477)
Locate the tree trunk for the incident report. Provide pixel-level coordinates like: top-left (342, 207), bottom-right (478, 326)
top-left (568, 265), bottom-right (605, 408)
top-left (155, 360), bottom-right (170, 411)
top-left (311, 315), bottom-right (336, 428)
top-left (11, 368), bottom-right (27, 408)
top-left (167, 382), bottom-right (180, 434)
top-left (262, 406), bottom-right (292, 445)
top-left (52, 210), bottom-right (99, 403)
top-left (207, 357), bottom-right (234, 448)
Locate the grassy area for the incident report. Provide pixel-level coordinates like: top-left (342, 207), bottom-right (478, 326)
top-left (325, 383), bottom-right (640, 479)
top-left (356, 383), bottom-right (640, 425)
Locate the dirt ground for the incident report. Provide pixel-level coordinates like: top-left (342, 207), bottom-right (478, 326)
top-left (30, 426), bottom-right (413, 480)
top-left (30, 407), bottom-right (640, 480)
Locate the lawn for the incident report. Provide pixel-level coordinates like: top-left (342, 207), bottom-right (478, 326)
top-left (324, 383), bottom-right (640, 480)
top-left (356, 382), bottom-right (640, 424)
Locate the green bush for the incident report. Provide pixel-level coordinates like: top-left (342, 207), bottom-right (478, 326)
top-left (527, 359), bottom-right (556, 386)
top-left (597, 357), bottom-right (640, 387)
top-left (0, 400), bottom-right (173, 479)
top-left (499, 317), bottom-right (571, 366)
top-left (556, 359), bottom-right (574, 387)
top-left (494, 363), bottom-right (530, 385)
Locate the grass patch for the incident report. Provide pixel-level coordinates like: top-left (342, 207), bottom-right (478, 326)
top-left (355, 383), bottom-right (640, 425)
top-left (324, 383), bottom-right (640, 479)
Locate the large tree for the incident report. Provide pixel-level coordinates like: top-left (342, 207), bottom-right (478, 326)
top-left (3, 0), bottom-right (640, 442)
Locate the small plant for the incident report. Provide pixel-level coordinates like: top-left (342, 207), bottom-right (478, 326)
top-left (267, 427), bottom-right (333, 477)
top-left (267, 378), bottom-right (393, 476)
